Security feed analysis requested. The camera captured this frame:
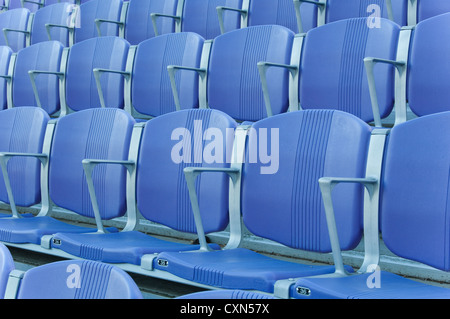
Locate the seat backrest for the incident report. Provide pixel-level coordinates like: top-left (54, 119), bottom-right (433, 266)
top-left (299, 17), bottom-right (400, 123)
top-left (0, 244), bottom-right (15, 299)
top-left (0, 108), bottom-right (50, 207)
top-left (31, 2), bottom-right (73, 46)
top-left (0, 46), bottom-right (12, 111)
top-left (295, 1), bottom-right (318, 33)
top-left (8, 0), bottom-right (40, 12)
top-left (125, 0), bottom-right (178, 45)
top-left (75, 0), bottom-right (123, 43)
top-left (207, 25), bottom-right (294, 122)
top-left (130, 32), bottom-right (204, 118)
top-left (136, 109), bottom-right (236, 234)
top-left (407, 12), bottom-right (450, 117)
top-left (417, 0), bottom-right (450, 23)
top-left (12, 41), bottom-right (63, 115)
top-left (391, 0), bottom-right (408, 26)
top-left (0, 8), bottom-right (30, 52)
top-left (242, 110), bottom-right (372, 252)
top-left (44, 0), bottom-right (77, 5)
top-left (49, 108), bottom-right (135, 220)
top-left (248, 0), bottom-right (299, 33)
top-left (380, 111), bottom-right (450, 272)
top-left (16, 260), bottom-right (143, 299)
top-left (326, 0), bottom-right (394, 24)
top-left (65, 36), bottom-right (130, 112)
top-left (181, 0), bottom-right (242, 39)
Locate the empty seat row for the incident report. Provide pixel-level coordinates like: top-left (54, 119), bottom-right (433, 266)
top-left (2, 0), bottom-right (450, 52)
top-left (0, 0), bottom-right (122, 50)
top-left (1, 0), bottom-right (90, 13)
top-left (295, 0), bottom-right (450, 31)
top-left (3, 13), bottom-right (449, 126)
top-left (0, 102), bottom-right (448, 298)
top-left (0, 33), bottom-right (201, 117)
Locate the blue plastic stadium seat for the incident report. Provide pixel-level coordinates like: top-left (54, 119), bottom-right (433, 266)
top-left (299, 17), bottom-right (399, 123)
top-left (30, 2), bottom-right (74, 46)
top-left (0, 244), bottom-right (15, 299)
top-left (295, 0), bottom-right (406, 32)
top-left (129, 32), bottom-right (204, 118)
top-left (10, 41), bottom-right (63, 115)
top-left (63, 36), bottom-right (130, 113)
top-left (51, 109), bottom-right (236, 265)
top-left (0, 108), bottom-right (49, 210)
top-left (416, 0), bottom-right (450, 23)
top-left (0, 8), bottom-right (31, 52)
top-left (0, 108), bottom-right (135, 245)
top-left (151, 0), bottom-right (242, 40)
top-left (10, 260), bottom-right (143, 299)
top-left (206, 25), bottom-right (295, 122)
top-left (0, 46), bottom-right (12, 111)
top-left (178, 290), bottom-right (276, 299)
top-left (74, 0), bottom-right (123, 44)
top-left (407, 12), bottom-right (450, 117)
top-left (9, 0), bottom-right (40, 12)
top-left (124, 0), bottom-right (178, 45)
top-left (291, 111), bottom-right (450, 299)
top-left (154, 109), bottom-right (372, 293)
top-left (326, 0), bottom-right (396, 24)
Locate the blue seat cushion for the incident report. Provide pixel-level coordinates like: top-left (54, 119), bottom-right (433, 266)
top-left (0, 216), bottom-right (96, 245)
top-left (178, 289), bottom-right (276, 299)
top-left (51, 231), bottom-right (220, 265)
top-left (155, 248), bottom-right (353, 293)
top-left (292, 271), bottom-right (450, 299)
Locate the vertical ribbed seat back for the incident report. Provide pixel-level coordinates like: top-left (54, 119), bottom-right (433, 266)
top-left (125, 0), bottom-right (178, 45)
top-left (242, 110), bottom-right (372, 252)
top-left (131, 32), bottom-right (204, 117)
top-left (299, 17), bottom-right (400, 123)
top-left (16, 260), bottom-right (143, 299)
top-left (181, 0), bottom-right (242, 39)
top-left (248, 0), bottom-right (299, 33)
top-left (407, 13), bottom-right (450, 117)
top-left (65, 36), bottom-right (130, 111)
top-left (381, 111), bottom-right (450, 271)
top-left (13, 41), bottom-right (64, 116)
top-left (0, 108), bottom-right (50, 207)
top-left (31, 3), bottom-right (73, 46)
top-left (136, 109), bottom-right (236, 234)
top-left (49, 108), bottom-right (135, 219)
top-left (208, 25), bottom-right (294, 122)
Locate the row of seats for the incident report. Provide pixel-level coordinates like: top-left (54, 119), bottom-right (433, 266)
top-left (0, 101), bottom-right (448, 299)
top-left (0, 240), bottom-right (274, 299)
top-left (1, 0), bottom-right (87, 13)
top-left (0, 241), bottom-right (272, 299)
top-left (296, 0), bottom-right (450, 31)
top-left (3, 0), bottom-right (450, 52)
top-left (1, 13), bottom-right (449, 125)
top-left (0, 0), bottom-right (122, 50)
